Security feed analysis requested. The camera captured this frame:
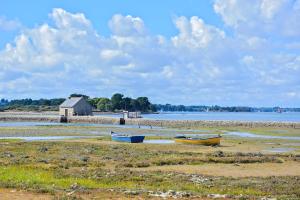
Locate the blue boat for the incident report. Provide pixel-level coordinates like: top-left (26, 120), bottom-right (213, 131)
top-left (110, 131), bottom-right (145, 143)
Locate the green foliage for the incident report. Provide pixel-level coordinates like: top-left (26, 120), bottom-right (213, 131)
top-left (5, 98), bottom-right (65, 111)
top-left (111, 93), bottom-right (124, 111)
top-left (69, 93), bottom-right (89, 99)
top-left (154, 104), bottom-right (254, 112)
top-left (3, 93), bottom-right (157, 112)
top-left (97, 98), bottom-right (112, 111)
top-left (0, 139), bottom-right (298, 198)
top-left (109, 94), bottom-right (155, 112)
top-left (136, 97), bottom-right (151, 112)
top-left (9, 98), bottom-right (65, 107)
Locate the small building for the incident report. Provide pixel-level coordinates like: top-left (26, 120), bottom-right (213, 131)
top-left (123, 111), bottom-right (142, 119)
top-left (59, 97), bottom-right (93, 117)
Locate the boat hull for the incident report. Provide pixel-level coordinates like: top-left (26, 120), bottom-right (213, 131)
top-left (174, 137), bottom-right (221, 146)
top-left (111, 135), bottom-right (145, 143)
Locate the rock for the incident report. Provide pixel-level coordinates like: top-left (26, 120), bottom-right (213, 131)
top-left (207, 194), bottom-right (228, 199)
top-left (5, 152), bottom-right (14, 158)
top-left (148, 190), bottom-right (192, 198)
top-left (80, 156), bottom-right (89, 162)
top-left (261, 197), bottom-right (277, 200)
top-left (66, 190), bottom-right (76, 196)
top-left (39, 147), bottom-right (48, 152)
top-left (124, 190), bottom-right (140, 195)
top-left (102, 156), bottom-right (112, 160)
top-left (213, 150), bottom-right (225, 157)
top-left (148, 191), bottom-right (168, 198)
top-left (167, 190), bottom-right (176, 196)
top-left (179, 192), bottom-right (191, 198)
top-left (190, 175), bottom-right (210, 184)
top-left (38, 159), bottom-right (48, 164)
top-left (70, 183), bottom-right (79, 190)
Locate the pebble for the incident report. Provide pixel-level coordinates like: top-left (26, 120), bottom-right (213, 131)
top-left (148, 190), bottom-right (192, 198)
top-left (207, 194), bottom-right (228, 199)
top-left (124, 190), bottom-right (140, 195)
top-left (190, 174), bottom-right (211, 184)
top-left (39, 147), bottom-right (48, 152)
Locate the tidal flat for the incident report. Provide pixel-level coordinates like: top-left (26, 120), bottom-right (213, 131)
top-left (0, 123), bottom-right (299, 199)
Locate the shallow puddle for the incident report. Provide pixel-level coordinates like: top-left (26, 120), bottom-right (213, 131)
top-left (283, 143), bottom-right (300, 146)
top-left (0, 122), bottom-right (61, 127)
top-left (143, 139), bottom-right (175, 144)
top-left (0, 136), bottom-right (100, 141)
top-left (226, 131), bottom-right (300, 140)
top-left (263, 147), bottom-right (296, 153)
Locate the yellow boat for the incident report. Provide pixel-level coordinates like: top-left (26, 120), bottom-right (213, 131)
top-left (174, 135), bottom-right (221, 146)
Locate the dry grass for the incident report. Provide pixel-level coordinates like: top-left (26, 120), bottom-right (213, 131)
top-left (0, 188), bottom-right (52, 200)
top-left (0, 122), bottom-right (299, 199)
top-left (132, 161), bottom-right (300, 177)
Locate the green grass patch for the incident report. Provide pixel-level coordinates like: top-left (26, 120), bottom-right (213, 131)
top-left (0, 166), bottom-right (136, 191)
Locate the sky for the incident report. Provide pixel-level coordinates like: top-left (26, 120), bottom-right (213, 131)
top-left (0, 0), bottom-right (300, 107)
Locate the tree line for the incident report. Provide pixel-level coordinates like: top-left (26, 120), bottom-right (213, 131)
top-left (0, 93), bottom-right (157, 112)
top-left (86, 93), bottom-right (156, 112)
top-left (154, 104), bottom-right (253, 112)
top-left (0, 98), bottom-right (66, 111)
top-left (154, 104), bottom-right (300, 112)
top-left (1, 95), bottom-right (299, 112)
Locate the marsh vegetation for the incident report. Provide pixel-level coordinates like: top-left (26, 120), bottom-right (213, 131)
top-left (0, 123), bottom-right (299, 199)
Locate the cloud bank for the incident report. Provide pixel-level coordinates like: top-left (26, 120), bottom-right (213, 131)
top-left (0, 1), bottom-right (300, 106)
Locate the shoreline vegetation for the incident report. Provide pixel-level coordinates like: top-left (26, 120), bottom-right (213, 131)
top-left (1, 93), bottom-right (300, 113)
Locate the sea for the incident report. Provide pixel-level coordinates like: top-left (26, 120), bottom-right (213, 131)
top-left (95, 112), bottom-right (300, 122)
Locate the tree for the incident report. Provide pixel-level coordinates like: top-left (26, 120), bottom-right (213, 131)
top-left (136, 97), bottom-right (150, 112)
top-left (69, 93), bottom-right (89, 99)
top-left (49, 98), bottom-right (65, 106)
top-left (88, 98), bottom-right (100, 108)
top-left (111, 93), bottom-right (124, 111)
top-left (97, 98), bottom-right (112, 111)
top-left (122, 97), bottom-right (132, 111)
top-left (130, 99), bottom-right (140, 111)
top-left (149, 104), bottom-right (157, 112)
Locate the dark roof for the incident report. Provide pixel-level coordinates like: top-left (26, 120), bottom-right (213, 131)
top-left (60, 97), bottom-right (83, 108)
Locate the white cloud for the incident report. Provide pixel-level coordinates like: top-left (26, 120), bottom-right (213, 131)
top-left (50, 8), bottom-right (92, 30)
top-left (109, 14), bottom-right (146, 37)
top-left (0, 7), bottom-right (300, 106)
top-left (172, 16), bottom-right (225, 49)
top-left (0, 16), bottom-right (22, 31)
top-left (260, 0), bottom-right (287, 19)
top-left (214, 0), bottom-right (300, 37)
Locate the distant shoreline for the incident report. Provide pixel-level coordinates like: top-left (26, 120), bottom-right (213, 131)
top-left (1, 111), bottom-right (300, 129)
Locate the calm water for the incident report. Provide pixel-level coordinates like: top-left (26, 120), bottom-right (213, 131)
top-left (96, 112), bottom-right (300, 122)
top-left (263, 148), bottom-right (296, 153)
top-left (144, 140), bottom-right (174, 144)
top-left (0, 136), bottom-right (100, 141)
top-left (226, 132), bottom-right (300, 140)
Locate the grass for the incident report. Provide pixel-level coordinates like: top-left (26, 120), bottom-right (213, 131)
top-left (0, 124), bottom-right (299, 199)
top-left (0, 164), bottom-right (299, 199)
top-left (0, 165), bottom-right (138, 191)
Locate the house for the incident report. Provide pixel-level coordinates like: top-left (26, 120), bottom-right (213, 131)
top-left (123, 111), bottom-right (142, 119)
top-left (59, 97), bottom-right (93, 117)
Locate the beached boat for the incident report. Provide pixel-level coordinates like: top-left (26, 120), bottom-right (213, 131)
top-left (174, 135), bottom-right (221, 146)
top-left (110, 131), bottom-right (145, 143)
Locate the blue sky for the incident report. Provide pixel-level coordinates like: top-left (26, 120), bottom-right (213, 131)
top-left (0, 0), bottom-right (221, 45)
top-left (0, 0), bottom-right (300, 106)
